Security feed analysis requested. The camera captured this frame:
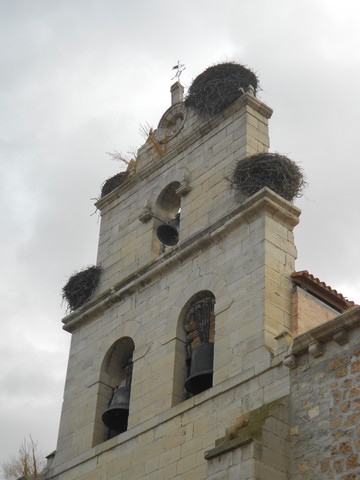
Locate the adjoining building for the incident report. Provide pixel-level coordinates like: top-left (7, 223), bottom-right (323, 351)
top-left (45, 64), bottom-right (360, 480)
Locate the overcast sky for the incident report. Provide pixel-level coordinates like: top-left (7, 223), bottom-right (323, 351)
top-left (1, 0), bottom-right (360, 474)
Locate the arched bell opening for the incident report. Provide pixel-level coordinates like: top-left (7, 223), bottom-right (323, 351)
top-left (173, 291), bottom-right (215, 405)
top-left (184, 292), bottom-right (215, 396)
top-left (93, 337), bottom-right (135, 445)
top-left (152, 182), bottom-right (181, 253)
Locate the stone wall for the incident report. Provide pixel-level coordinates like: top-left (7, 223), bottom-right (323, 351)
top-left (93, 91), bottom-right (272, 295)
top-left (205, 397), bottom-right (290, 480)
top-left (287, 307), bottom-right (360, 480)
top-left (49, 360), bottom-right (291, 479)
top-left (50, 187), bottom-right (298, 477)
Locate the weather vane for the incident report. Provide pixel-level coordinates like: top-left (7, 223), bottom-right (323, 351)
top-left (171, 61), bottom-right (186, 81)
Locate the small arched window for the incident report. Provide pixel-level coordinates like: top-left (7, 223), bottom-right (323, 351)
top-left (152, 182), bottom-right (181, 253)
top-left (94, 337), bottom-right (135, 444)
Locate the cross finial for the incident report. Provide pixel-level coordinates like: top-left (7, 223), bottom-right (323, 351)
top-left (171, 61), bottom-right (186, 81)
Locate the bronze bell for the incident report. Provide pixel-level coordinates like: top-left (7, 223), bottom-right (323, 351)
top-left (156, 213), bottom-right (180, 246)
top-left (102, 385), bottom-right (130, 433)
top-left (185, 342), bottom-right (214, 395)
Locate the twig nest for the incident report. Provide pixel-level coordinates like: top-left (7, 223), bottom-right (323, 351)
top-left (101, 172), bottom-right (128, 197)
top-left (185, 62), bottom-right (259, 117)
top-left (231, 153), bottom-right (306, 202)
top-left (62, 265), bottom-right (102, 311)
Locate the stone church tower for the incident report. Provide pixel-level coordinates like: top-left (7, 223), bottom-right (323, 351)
top-left (45, 64), bottom-right (360, 480)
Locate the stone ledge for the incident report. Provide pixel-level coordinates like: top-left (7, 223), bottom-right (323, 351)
top-left (204, 397), bottom-right (288, 460)
top-left (204, 436), bottom-right (253, 460)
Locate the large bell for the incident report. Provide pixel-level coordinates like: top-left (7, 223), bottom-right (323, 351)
top-left (156, 214), bottom-right (180, 246)
top-left (102, 385), bottom-right (130, 433)
top-left (185, 342), bottom-right (214, 395)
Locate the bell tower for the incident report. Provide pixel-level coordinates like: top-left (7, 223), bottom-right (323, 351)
top-left (48, 63), bottom-right (300, 479)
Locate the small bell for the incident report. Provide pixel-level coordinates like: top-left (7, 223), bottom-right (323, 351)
top-left (102, 385), bottom-right (130, 433)
top-left (185, 342), bottom-right (214, 395)
top-left (156, 213), bottom-right (180, 246)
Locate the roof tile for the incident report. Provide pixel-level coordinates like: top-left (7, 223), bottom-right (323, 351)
top-left (291, 270), bottom-right (357, 312)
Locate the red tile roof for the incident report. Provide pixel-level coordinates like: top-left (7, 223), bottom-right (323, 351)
top-left (291, 270), bottom-right (357, 312)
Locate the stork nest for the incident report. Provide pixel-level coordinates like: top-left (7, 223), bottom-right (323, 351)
top-left (231, 153), bottom-right (306, 202)
top-left (62, 265), bottom-right (102, 312)
top-left (185, 62), bottom-right (259, 117)
top-left (101, 172), bottom-right (129, 198)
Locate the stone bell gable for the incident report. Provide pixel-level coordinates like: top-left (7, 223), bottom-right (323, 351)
top-left (46, 63), bottom-right (359, 480)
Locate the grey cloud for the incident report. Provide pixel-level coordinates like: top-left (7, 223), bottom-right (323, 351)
top-left (1, 0), bottom-right (360, 473)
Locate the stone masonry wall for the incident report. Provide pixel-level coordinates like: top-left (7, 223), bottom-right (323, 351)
top-left (94, 93), bottom-right (272, 296)
top-left (289, 310), bottom-right (360, 480)
top-left (52, 189), bottom-right (298, 475)
top-left (50, 361), bottom-right (291, 479)
top-left (205, 397), bottom-right (290, 480)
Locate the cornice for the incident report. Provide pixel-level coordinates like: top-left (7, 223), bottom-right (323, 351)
top-left (283, 305), bottom-right (360, 368)
top-left (63, 188), bottom-right (300, 333)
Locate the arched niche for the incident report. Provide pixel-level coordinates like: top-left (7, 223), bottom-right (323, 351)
top-left (152, 182), bottom-right (181, 253)
top-left (93, 337), bottom-right (135, 445)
